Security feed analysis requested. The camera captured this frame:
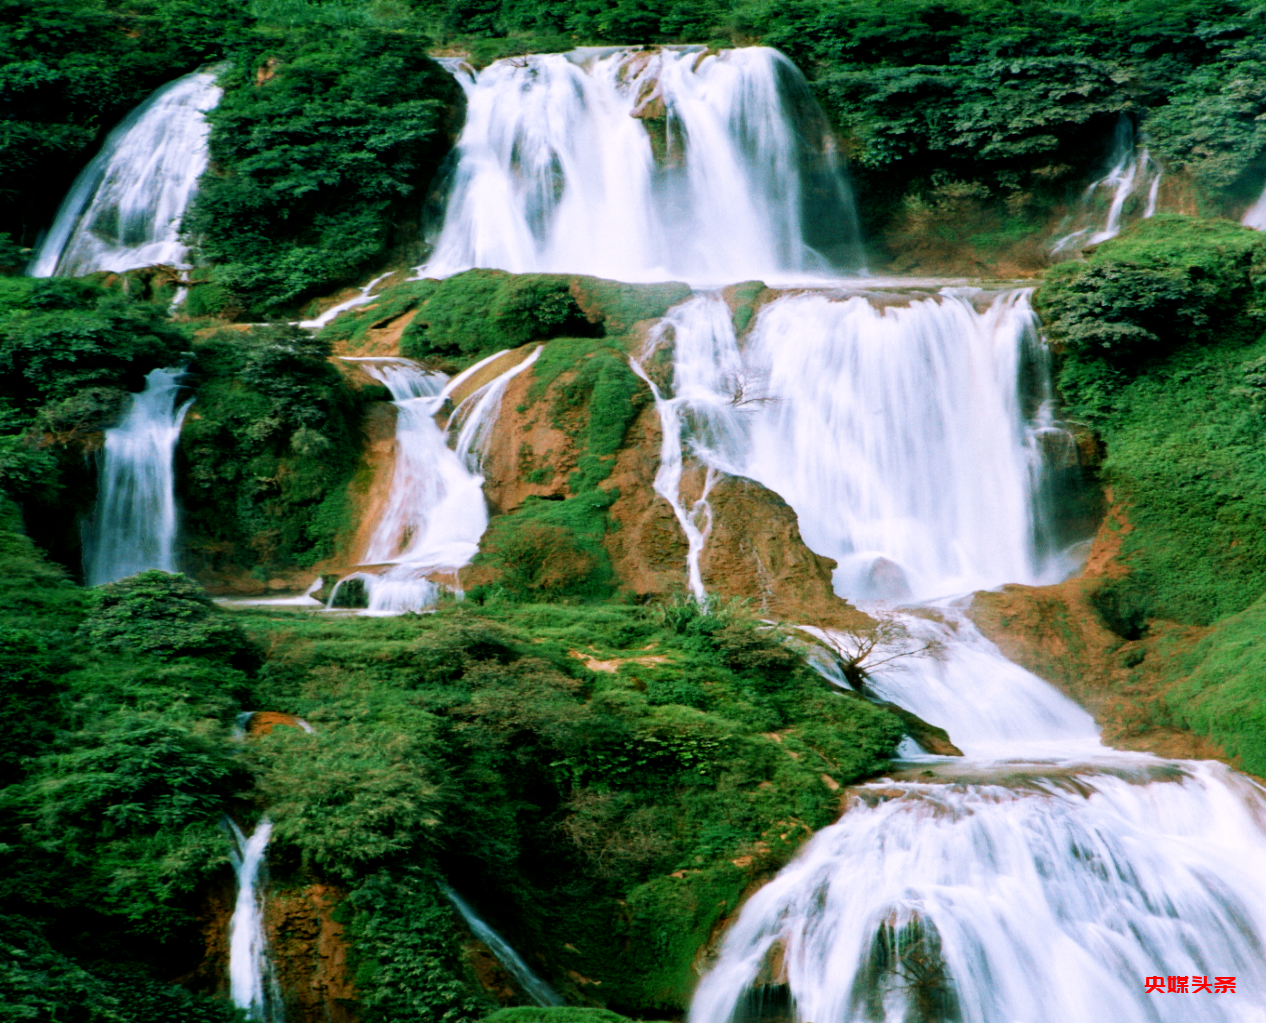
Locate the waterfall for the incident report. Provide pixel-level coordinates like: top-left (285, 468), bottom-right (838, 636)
top-left (442, 885), bottom-right (564, 1007)
top-left (29, 70), bottom-right (222, 278)
top-left (83, 367), bottom-right (192, 586)
top-left (667, 294), bottom-right (1266, 1021)
top-left (1051, 116), bottom-right (1161, 256)
top-left (424, 47), bottom-right (862, 284)
top-left (333, 351), bottom-right (538, 614)
top-left (639, 289), bottom-right (1061, 603)
top-left (691, 758), bottom-right (1266, 1023)
top-left (228, 819), bottom-right (282, 1022)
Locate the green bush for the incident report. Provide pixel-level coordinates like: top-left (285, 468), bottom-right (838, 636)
top-left (185, 23), bottom-right (462, 316)
top-left (401, 271), bottom-right (597, 365)
top-left (178, 325), bottom-right (365, 573)
top-left (80, 570), bottom-right (252, 664)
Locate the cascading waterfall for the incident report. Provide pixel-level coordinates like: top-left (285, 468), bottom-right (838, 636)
top-left (29, 70), bottom-right (222, 278)
top-left (670, 284), bottom-right (1266, 1018)
top-left (425, 47), bottom-right (862, 284)
top-left (227, 819), bottom-right (282, 1023)
top-left (638, 289), bottom-right (1062, 603)
top-left (334, 351), bottom-right (539, 613)
top-left (83, 367), bottom-right (192, 586)
top-left (1051, 116), bottom-right (1161, 256)
top-left (442, 885), bottom-right (564, 1007)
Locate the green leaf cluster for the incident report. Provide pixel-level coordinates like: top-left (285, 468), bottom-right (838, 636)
top-left (184, 23), bottom-right (462, 316)
top-left (177, 324), bottom-right (367, 573)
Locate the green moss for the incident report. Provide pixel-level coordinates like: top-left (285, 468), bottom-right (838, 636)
top-left (571, 278), bottom-right (692, 335)
top-left (1161, 594), bottom-right (1266, 775)
top-left (481, 1010), bottom-right (636, 1023)
top-left (472, 491), bottom-right (618, 601)
top-left (317, 277), bottom-right (436, 349)
top-left (401, 270), bottom-right (596, 365)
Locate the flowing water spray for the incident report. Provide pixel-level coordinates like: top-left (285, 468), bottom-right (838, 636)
top-left (1051, 116), bottom-right (1161, 257)
top-left (638, 289), bottom-right (1061, 603)
top-left (29, 70), bottom-right (222, 277)
top-left (425, 47), bottom-right (861, 284)
top-left (332, 352), bottom-right (538, 613)
top-left (665, 285), bottom-right (1266, 1018)
top-left (228, 819), bottom-right (282, 1022)
top-left (442, 885), bottom-right (564, 1007)
top-left (83, 367), bottom-right (192, 586)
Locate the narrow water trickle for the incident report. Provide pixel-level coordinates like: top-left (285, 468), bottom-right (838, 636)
top-left (1051, 116), bottom-right (1161, 257)
top-left (227, 819), bottom-right (282, 1023)
top-left (83, 367), bottom-right (192, 586)
top-left (425, 47), bottom-right (862, 283)
top-left (29, 70), bottom-right (222, 277)
top-left (442, 885), bottom-right (564, 1007)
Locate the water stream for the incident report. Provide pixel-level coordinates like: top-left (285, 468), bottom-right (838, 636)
top-left (1051, 116), bottom-right (1161, 256)
top-left (425, 46), bottom-right (862, 283)
top-left (227, 818), bottom-right (282, 1022)
top-left (664, 281), bottom-right (1266, 1019)
top-left (333, 352), bottom-right (539, 613)
top-left (29, 70), bottom-right (222, 277)
top-left (442, 884), bottom-right (564, 1007)
top-left (83, 367), bottom-right (192, 586)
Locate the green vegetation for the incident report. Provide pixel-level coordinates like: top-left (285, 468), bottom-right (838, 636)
top-left (0, 274), bottom-right (189, 569)
top-left (185, 21), bottom-right (462, 317)
top-left (177, 325), bottom-right (368, 576)
top-left (1037, 216), bottom-right (1266, 631)
top-left (240, 597), bottom-right (905, 1014)
top-left (399, 271), bottom-right (598, 366)
top-left (0, 503), bottom-right (246, 1022)
top-left (1156, 594), bottom-right (1266, 776)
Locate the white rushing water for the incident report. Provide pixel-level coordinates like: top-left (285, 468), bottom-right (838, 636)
top-left (228, 818), bottom-right (282, 1022)
top-left (83, 367), bottom-right (192, 586)
top-left (442, 884), bottom-right (564, 1007)
top-left (424, 46), bottom-right (861, 284)
top-left (1051, 116), bottom-right (1161, 257)
top-left (638, 289), bottom-right (1062, 603)
top-left (666, 283), bottom-right (1266, 1019)
top-left (333, 352), bottom-right (538, 613)
top-left (29, 70), bottom-right (222, 278)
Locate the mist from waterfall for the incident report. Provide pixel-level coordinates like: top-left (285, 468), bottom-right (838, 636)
top-left (83, 367), bottom-right (192, 586)
top-left (1051, 116), bottom-right (1161, 257)
top-left (227, 819), bottom-right (282, 1023)
top-left (425, 47), bottom-right (862, 284)
top-left (640, 289), bottom-right (1061, 603)
top-left (29, 70), bottom-right (221, 278)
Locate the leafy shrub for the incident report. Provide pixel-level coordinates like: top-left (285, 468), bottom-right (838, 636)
top-left (79, 570), bottom-right (251, 663)
top-left (185, 24), bottom-right (462, 316)
top-left (178, 325), bottom-right (365, 573)
top-left (401, 271), bottom-right (597, 364)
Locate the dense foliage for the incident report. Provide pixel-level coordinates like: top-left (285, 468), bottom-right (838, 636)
top-left (0, 274), bottom-right (189, 568)
top-left (177, 325), bottom-right (368, 578)
top-left (0, 506), bottom-right (246, 1021)
top-left (184, 22), bottom-right (462, 317)
top-left (241, 597), bottom-right (905, 1016)
top-left (1037, 216), bottom-right (1266, 630)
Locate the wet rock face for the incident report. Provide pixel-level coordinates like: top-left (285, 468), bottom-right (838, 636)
top-left (697, 474), bottom-right (871, 627)
top-left (267, 884), bottom-right (357, 1023)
